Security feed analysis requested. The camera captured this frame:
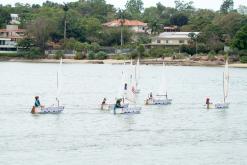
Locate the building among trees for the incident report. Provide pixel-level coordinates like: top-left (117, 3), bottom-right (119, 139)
top-left (147, 32), bottom-right (199, 48)
top-left (0, 14), bottom-right (25, 54)
top-left (103, 19), bottom-right (148, 34)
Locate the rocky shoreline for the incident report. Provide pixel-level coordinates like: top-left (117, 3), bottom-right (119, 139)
top-left (1, 57), bottom-right (246, 68)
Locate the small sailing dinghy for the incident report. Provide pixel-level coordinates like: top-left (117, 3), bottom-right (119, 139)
top-left (31, 58), bottom-right (64, 114)
top-left (215, 59), bottom-right (230, 109)
top-left (112, 63), bottom-right (141, 114)
top-left (145, 62), bottom-right (172, 105)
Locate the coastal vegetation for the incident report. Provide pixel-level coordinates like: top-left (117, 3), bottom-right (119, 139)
top-left (0, 0), bottom-right (246, 62)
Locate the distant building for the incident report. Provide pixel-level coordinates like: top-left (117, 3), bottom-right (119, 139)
top-left (146, 32), bottom-right (199, 48)
top-left (103, 19), bottom-right (148, 33)
top-left (0, 14), bottom-right (25, 54)
top-left (10, 14), bottom-right (21, 25)
top-left (163, 26), bottom-right (179, 32)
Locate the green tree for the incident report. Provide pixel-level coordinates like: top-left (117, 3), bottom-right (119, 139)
top-left (238, 5), bottom-right (247, 15)
top-left (170, 13), bottom-right (188, 26)
top-left (213, 13), bottom-right (247, 38)
top-left (0, 6), bottom-right (11, 28)
top-left (174, 0), bottom-right (194, 11)
top-left (27, 16), bottom-right (56, 53)
top-left (220, 0), bottom-right (234, 14)
top-left (125, 0), bottom-right (144, 19)
top-left (137, 44), bottom-right (145, 58)
top-left (232, 25), bottom-right (247, 50)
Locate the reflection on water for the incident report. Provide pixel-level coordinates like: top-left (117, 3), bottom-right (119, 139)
top-left (0, 62), bottom-right (247, 165)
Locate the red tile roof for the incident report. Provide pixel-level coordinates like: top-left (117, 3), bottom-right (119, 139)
top-left (103, 19), bottom-right (147, 27)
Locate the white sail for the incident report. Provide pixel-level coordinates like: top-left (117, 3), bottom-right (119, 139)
top-left (135, 58), bottom-right (140, 92)
top-left (223, 59), bottom-right (229, 103)
top-left (56, 58), bottom-right (63, 105)
top-left (215, 59), bottom-right (230, 109)
top-left (34, 58), bottom-right (64, 114)
top-left (117, 63), bottom-right (128, 99)
top-left (157, 62), bottom-right (167, 96)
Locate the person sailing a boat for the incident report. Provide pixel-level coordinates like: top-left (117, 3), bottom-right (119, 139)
top-left (149, 92), bottom-right (153, 100)
top-left (115, 98), bottom-right (123, 108)
top-left (101, 98), bottom-right (107, 110)
top-left (34, 96), bottom-right (41, 107)
top-left (31, 96), bottom-right (43, 114)
top-left (206, 97), bottom-right (211, 109)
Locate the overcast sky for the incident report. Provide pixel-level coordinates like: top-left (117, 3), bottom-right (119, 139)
top-left (1, 0), bottom-right (246, 11)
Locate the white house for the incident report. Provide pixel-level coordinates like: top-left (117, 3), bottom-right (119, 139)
top-left (103, 19), bottom-right (148, 33)
top-left (150, 32), bottom-right (200, 47)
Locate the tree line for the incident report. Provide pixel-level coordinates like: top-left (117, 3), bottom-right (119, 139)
top-left (0, 0), bottom-right (246, 61)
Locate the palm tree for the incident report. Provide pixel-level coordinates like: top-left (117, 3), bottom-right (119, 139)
top-left (188, 32), bottom-right (198, 55)
top-left (117, 9), bottom-right (126, 47)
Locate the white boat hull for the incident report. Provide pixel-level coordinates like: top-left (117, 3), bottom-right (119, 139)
top-left (33, 106), bottom-right (64, 114)
top-left (112, 106), bottom-right (141, 114)
top-left (215, 103), bottom-right (230, 109)
top-left (105, 103), bottom-right (129, 110)
top-left (145, 98), bottom-right (172, 105)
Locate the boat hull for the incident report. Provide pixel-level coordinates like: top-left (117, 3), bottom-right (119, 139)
top-left (32, 106), bottom-right (64, 114)
top-left (215, 103), bottom-right (230, 109)
top-left (112, 106), bottom-right (141, 114)
top-left (145, 98), bottom-right (172, 105)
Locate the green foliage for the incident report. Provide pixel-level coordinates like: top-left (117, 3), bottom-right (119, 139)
top-left (100, 27), bottom-right (133, 46)
top-left (0, 6), bottom-right (11, 28)
top-left (0, 0), bottom-right (246, 60)
top-left (237, 50), bottom-right (247, 63)
top-left (55, 50), bottom-right (64, 59)
top-left (17, 38), bottom-right (34, 49)
top-left (74, 51), bottom-right (86, 60)
top-left (240, 55), bottom-right (247, 63)
top-left (95, 51), bottom-right (107, 60)
top-left (180, 44), bottom-right (196, 55)
top-left (125, 0), bottom-right (144, 19)
top-left (175, 0), bottom-right (194, 12)
top-left (18, 47), bottom-right (43, 59)
top-left (232, 25), bottom-right (247, 50)
top-left (220, 0), bottom-right (234, 14)
top-left (111, 54), bottom-right (127, 60)
top-left (0, 53), bottom-right (18, 57)
top-left (170, 13), bottom-right (188, 26)
top-left (208, 53), bottom-right (216, 61)
top-left (137, 35), bottom-right (151, 44)
top-left (130, 50), bottom-right (139, 59)
top-left (88, 51), bottom-right (95, 60)
top-left (27, 16), bottom-right (56, 52)
top-left (137, 44), bottom-right (145, 58)
top-left (149, 48), bottom-right (173, 58)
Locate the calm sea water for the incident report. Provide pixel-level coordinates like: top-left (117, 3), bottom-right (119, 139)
top-left (0, 62), bottom-right (247, 165)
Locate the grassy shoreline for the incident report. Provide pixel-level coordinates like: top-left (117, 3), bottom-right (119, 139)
top-left (1, 57), bottom-right (247, 68)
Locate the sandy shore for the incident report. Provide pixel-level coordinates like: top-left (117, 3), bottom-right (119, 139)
top-left (1, 58), bottom-right (247, 68)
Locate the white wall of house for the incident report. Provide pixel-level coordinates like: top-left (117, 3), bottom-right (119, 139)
top-left (152, 38), bottom-right (189, 45)
top-left (130, 26), bottom-right (146, 33)
top-left (151, 32), bottom-right (199, 46)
